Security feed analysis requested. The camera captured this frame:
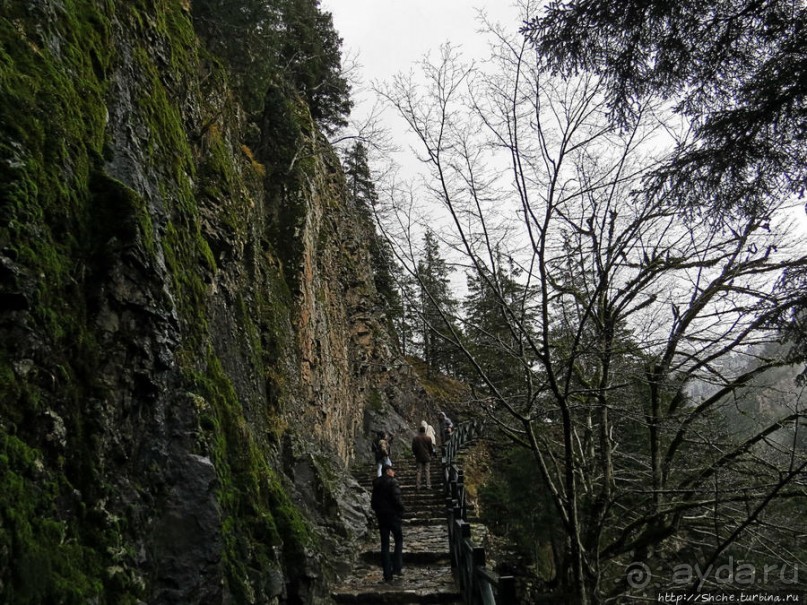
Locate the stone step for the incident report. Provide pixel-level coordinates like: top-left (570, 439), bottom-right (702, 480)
top-left (357, 466), bottom-right (443, 478)
top-left (398, 478), bottom-right (443, 484)
top-left (402, 495), bottom-right (443, 502)
top-left (358, 488), bottom-right (443, 497)
top-left (403, 516), bottom-right (445, 527)
top-left (399, 489), bottom-right (442, 496)
top-left (401, 489), bottom-right (443, 495)
top-left (358, 487), bottom-right (444, 497)
top-left (360, 525), bottom-right (448, 552)
top-left (404, 505), bottom-right (443, 513)
top-left (401, 506), bottom-right (444, 515)
top-left (360, 550), bottom-right (451, 566)
top-left (363, 523), bottom-right (444, 538)
top-left (367, 513), bottom-right (446, 524)
top-left (356, 477), bottom-right (443, 490)
top-left (401, 503), bottom-right (444, 510)
top-left (362, 510), bottom-right (447, 523)
top-left (401, 507), bottom-right (445, 517)
top-left (357, 484), bottom-right (446, 501)
top-left (357, 484), bottom-right (442, 492)
top-left (356, 486), bottom-right (443, 495)
top-left (402, 512), bottom-right (444, 520)
top-left (331, 563), bottom-right (461, 604)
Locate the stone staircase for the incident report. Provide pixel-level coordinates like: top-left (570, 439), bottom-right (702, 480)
top-left (330, 461), bottom-right (462, 604)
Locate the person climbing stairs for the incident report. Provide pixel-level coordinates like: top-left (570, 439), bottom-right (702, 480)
top-left (330, 462), bottom-right (461, 604)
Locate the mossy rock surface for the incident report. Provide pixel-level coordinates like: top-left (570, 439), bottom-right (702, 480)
top-left (0, 1), bottom-right (421, 603)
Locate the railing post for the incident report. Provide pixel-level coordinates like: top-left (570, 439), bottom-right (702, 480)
top-left (450, 467), bottom-right (460, 499)
top-left (454, 521), bottom-right (470, 585)
top-left (448, 514), bottom-right (454, 564)
top-left (453, 502), bottom-right (462, 533)
top-left (473, 546), bottom-right (485, 567)
top-left (472, 546), bottom-right (486, 605)
top-left (498, 576), bottom-right (516, 605)
top-left (460, 522), bottom-right (472, 605)
top-left (451, 517), bottom-right (462, 568)
top-left (456, 469), bottom-right (466, 520)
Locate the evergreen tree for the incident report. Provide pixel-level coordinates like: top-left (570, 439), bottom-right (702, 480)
top-left (192, 0), bottom-right (283, 114)
top-left (343, 141), bottom-right (374, 216)
top-left (395, 273), bottom-right (419, 358)
top-left (192, 0), bottom-right (351, 131)
top-left (342, 142), bottom-right (402, 328)
top-left (417, 230), bottom-right (461, 377)
top-left (463, 252), bottom-right (535, 397)
top-left (278, 0), bottom-right (351, 133)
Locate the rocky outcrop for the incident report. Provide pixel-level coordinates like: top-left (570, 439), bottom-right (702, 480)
top-left (0, 2), bottom-right (422, 604)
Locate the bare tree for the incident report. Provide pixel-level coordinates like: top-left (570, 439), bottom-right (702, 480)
top-left (376, 5), bottom-right (807, 602)
top-left (327, 48), bottom-right (398, 158)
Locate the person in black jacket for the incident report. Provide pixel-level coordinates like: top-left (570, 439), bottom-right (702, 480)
top-left (371, 464), bottom-right (405, 582)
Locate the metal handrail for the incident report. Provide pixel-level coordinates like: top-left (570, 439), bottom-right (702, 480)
top-left (442, 419), bottom-right (516, 605)
top-left (442, 417), bottom-right (485, 471)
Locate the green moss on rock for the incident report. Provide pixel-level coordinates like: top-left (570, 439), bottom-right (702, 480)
top-left (2, 0), bottom-right (355, 601)
top-left (0, 4), bottom-right (128, 599)
top-left (0, 431), bottom-right (103, 604)
top-left (193, 353), bottom-right (313, 599)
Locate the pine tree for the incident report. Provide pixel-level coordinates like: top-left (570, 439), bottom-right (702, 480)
top-left (463, 252), bottom-right (535, 396)
top-left (344, 142), bottom-right (374, 216)
top-left (192, 0), bottom-right (351, 131)
top-left (395, 273), bottom-right (419, 358)
top-left (523, 0), bottom-right (806, 217)
top-left (279, 0), bottom-right (351, 133)
top-left (417, 230), bottom-right (461, 377)
top-left (192, 0), bottom-right (283, 114)
top-left (342, 142), bottom-right (402, 328)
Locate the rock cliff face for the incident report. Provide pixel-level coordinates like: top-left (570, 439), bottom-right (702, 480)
top-left (0, 2), bottom-right (421, 603)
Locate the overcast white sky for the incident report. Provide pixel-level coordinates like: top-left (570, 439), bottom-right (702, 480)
top-left (320, 0), bottom-right (530, 191)
top-left (321, 1), bottom-right (525, 88)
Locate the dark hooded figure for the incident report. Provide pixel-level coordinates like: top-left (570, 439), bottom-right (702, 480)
top-left (371, 464), bottom-right (405, 582)
top-left (438, 411), bottom-right (454, 444)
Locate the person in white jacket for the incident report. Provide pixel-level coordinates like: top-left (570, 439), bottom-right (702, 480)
top-left (420, 420), bottom-right (437, 452)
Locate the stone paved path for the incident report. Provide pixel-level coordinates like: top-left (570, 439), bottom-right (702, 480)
top-left (330, 462), bottom-right (461, 604)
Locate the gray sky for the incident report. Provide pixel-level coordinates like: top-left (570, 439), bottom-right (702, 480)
top-left (321, 1), bottom-right (524, 87)
top-left (321, 1), bottom-right (528, 185)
